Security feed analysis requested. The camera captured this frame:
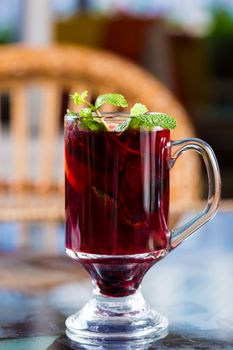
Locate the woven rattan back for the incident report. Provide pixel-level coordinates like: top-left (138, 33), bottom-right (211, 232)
top-left (0, 44), bottom-right (200, 220)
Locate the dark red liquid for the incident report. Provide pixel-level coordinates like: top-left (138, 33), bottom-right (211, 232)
top-left (65, 118), bottom-right (170, 296)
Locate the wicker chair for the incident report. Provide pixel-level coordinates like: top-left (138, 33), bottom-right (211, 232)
top-left (0, 44), bottom-right (200, 221)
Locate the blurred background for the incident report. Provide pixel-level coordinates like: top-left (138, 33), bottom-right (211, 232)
top-left (0, 2), bottom-right (232, 347)
top-left (0, 0), bottom-right (232, 198)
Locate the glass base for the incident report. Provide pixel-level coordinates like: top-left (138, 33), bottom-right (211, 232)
top-left (66, 289), bottom-right (168, 346)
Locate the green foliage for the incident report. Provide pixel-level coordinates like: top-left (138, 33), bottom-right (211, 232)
top-left (210, 10), bottom-right (233, 38)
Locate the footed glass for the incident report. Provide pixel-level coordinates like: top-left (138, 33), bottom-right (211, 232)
top-left (64, 113), bottom-right (221, 345)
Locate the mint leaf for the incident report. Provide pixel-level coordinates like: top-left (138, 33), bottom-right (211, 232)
top-left (115, 118), bottom-right (131, 132)
top-left (71, 90), bottom-right (88, 106)
top-left (66, 109), bottom-right (77, 116)
top-left (95, 93), bottom-right (128, 109)
top-left (79, 107), bottom-right (93, 117)
top-left (129, 113), bottom-right (176, 130)
top-left (114, 102), bottom-right (148, 132)
top-left (80, 118), bottom-right (105, 131)
top-left (80, 90), bottom-right (88, 99)
top-left (114, 113), bottom-right (176, 132)
top-left (130, 103), bottom-right (148, 116)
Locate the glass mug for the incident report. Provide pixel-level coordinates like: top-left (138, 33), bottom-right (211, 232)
top-left (64, 113), bottom-right (220, 345)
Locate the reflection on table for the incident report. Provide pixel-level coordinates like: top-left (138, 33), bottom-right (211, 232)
top-left (0, 211), bottom-right (233, 349)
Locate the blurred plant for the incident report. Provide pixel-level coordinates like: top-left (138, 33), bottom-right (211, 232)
top-left (0, 27), bottom-right (13, 44)
top-left (207, 9), bottom-right (233, 79)
top-left (209, 9), bottom-right (233, 38)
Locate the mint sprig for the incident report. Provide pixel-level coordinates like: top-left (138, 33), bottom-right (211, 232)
top-left (70, 91), bottom-right (97, 117)
top-left (66, 109), bottom-right (76, 116)
top-left (116, 103), bottom-right (176, 131)
top-left (68, 91), bottom-right (177, 131)
top-left (130, 103), bottom-right (148, 116)
top-left (71, 91), bottom-right (89, 106)
top-left (95, 93), bottom-right (128, 109)
top-left (129, 112), bottom-right (176, 130)
top-left (79, 108), bottom-right (93, 118)
top-left (80, 118), bottom-right (106, 131)
top-left (69, 92), bottom-right (128, 131)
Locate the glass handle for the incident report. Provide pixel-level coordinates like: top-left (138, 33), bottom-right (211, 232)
top-left (169, 138), bottom-right (221, 249)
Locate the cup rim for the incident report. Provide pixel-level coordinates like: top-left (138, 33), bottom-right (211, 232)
top-left (64, 112), bottom-right (169, 120)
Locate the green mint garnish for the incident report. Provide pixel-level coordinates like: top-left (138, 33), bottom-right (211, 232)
top-left (68, 90), bottom-right (177, 131)
top-left (115, 102), bottom-right (148, 132)
top-left (79, 108), bottom-right (93, 118)
top-left (69, 91), bottom-right (128, 131)
top-left (95, 93), bottom-right (128, 109)
top-left (130, 103), bottom-right (148, 116)
top-left (66, 109), bottom-right (77, 116)
top-left (130, 103), bottom-right (176, 130)
top-left (71, 91), bottom-right (89, 106)
top-left (114, 118), bottom-right (131, 132)
top-left (129, 113), bottom-right (176, 130)
top-left (80, 118), bottom-right (106, 131)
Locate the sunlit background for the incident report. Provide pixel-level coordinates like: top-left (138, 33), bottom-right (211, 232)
top-left (0, 0), bottom-right (232, 198)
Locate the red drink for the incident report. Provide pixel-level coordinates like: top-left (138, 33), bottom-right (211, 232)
top-left (65, 117), bottom-right (170, 296)
top-left (64, 107), bottom-right (220, 343)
